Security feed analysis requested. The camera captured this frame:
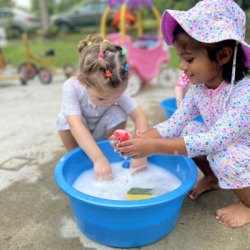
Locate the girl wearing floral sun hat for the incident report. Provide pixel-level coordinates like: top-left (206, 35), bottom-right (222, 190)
top-left (114, 0), bottom-right (250, 228)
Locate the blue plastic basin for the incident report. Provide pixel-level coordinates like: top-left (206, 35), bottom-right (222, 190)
top-left (160, 97), bottom-right (204, 123)
top-left (54, 140), bottom-right (197, 248)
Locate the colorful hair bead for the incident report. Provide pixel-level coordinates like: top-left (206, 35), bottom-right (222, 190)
top-left (87, 42), bottom-right (92, 46)
top-left (121, 50), bottom-right (127, 56)
top-left (103, 39), bottom-right (109, 43)
top-left (125, 64), bottom-right (129, 71)
top-left (106, 70), bottom-right (112, 78)
top-left (98, 53), bottom-right (104, 58)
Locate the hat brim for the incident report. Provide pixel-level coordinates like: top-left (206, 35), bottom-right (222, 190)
top-left (161, 10), bottom-right (180, 47)
top-left (161, 10), bottom-right (250, 68)
top-left (241, 42), bottom-right (250, 69)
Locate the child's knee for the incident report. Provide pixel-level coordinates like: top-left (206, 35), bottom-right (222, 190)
top-left (208, 144), bottom-right (250, 189)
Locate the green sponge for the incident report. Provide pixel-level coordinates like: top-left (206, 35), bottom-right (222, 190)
top-left (127, 188), bottom-right (154, 200)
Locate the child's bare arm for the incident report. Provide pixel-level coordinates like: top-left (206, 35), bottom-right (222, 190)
top-left (129, 107), bottom-right (148, 134)
top-left (175, 73), bottom-right (191, 107)
top-left (139, 128), bottom-right (162, 138)
top-left (175, 86), bottom-right (184, 107)
top-left (66, 115), bottom-right (113, 180)
top-left (116, 131), bottom-right (187, 159)
top-left (128, 107), bottom-right (148, 169)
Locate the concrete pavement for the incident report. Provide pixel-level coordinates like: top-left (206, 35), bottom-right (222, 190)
top-left (1, 73), bottom-right (250, 250)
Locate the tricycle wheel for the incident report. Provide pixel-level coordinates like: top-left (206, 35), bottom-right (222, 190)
top-left (20, 68), bottom-right (28, 85)
top-left (158, 64), bottom-right (179, 88)
top-left (18, 62), bottom-right (37, 79)
top-left (64, 64), bottom-right (76, 78)
top-left (127, 72), bottom-right (142, 97)
top-left (38, 67), bottom-right (52, 84)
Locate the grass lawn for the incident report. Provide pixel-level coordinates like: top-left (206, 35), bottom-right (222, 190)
top-left (2, 19), bottom-right (181, 70)
top-left (3, 32), bottom-right (87, 69)
top-left (3, 32), bottom-right (180, 70)
top-left (2, 18), bottom-right (250, 71)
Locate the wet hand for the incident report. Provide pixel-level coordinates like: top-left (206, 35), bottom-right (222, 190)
top-left (115, 131), bottom-right (155, 159)
top-left (109, 135), bottom-right (118, 147)
top-left (109, 129), bottom-right (134, 146)
top-left (94, 157), bottom-right (113, 181)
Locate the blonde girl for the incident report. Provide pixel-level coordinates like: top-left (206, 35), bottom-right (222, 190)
top-left (57, 34), bottom-right (148, 180)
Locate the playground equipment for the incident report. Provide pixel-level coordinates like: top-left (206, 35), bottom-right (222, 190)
top-left (101, 0), bottom-right (179, 96)
top-left (18, 33), bottom-right (76, 84)
top-left (0, 48), bottom-right (27, 85)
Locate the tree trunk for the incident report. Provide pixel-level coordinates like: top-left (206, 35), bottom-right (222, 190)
top-left (38, 0), bottom-right (50, 38)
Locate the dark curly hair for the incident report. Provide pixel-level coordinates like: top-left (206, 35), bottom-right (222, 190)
top-left (173, 25), bottom-right (250, 83)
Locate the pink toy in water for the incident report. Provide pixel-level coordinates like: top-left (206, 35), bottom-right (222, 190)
top-left (113, 129), bottom-right (133, 143)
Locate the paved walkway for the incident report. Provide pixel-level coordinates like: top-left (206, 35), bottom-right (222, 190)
top-left (0, 75), bottom-right (250, 250)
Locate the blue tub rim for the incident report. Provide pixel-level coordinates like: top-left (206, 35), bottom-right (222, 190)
top-left (159, 97), bottom-right (177, 113)
top-left (54, 140), bottom-right (197, 208)
top-left (159, 97), bottom-right (204, 124)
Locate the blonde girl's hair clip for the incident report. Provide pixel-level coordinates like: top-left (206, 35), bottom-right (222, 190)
top-left (121, 50), bottom-right (127, 56)
top-left (125, 64), bottom-right (129, 71)
top-left (103, 39), bottom-right (109, 43)
top-left (98, 53), bottom-right (104, 58)
top-left (106, 70), bottom-right (112, 78)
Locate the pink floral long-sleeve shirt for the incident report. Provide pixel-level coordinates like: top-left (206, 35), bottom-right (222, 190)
top-left (155, 77), bottom-right (250, 158)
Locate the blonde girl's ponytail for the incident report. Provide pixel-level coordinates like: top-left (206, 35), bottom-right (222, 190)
top-left (77, 35), bottom-right (91, 54)
top-left (77, 34), bottom-right (104, 54)
top-left (77, 34), bottom-right (129, 92)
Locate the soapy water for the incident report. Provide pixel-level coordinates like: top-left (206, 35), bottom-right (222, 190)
top-left (73, 161), bottom-right (182, 200)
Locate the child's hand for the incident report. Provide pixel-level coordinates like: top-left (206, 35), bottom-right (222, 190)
top-left (94, 156), bottom-right (113, 181)
top-left (115, 131), bottom-right (156, 159)
top-left (109, 129), bottom-right (134, 146)
top-left (109, 135), bottom-right (119, 147)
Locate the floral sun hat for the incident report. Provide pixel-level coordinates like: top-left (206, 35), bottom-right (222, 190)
top-left (161, 0), bottom-right (250, 69)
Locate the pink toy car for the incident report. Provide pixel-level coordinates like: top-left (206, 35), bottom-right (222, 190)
top-left (107, 33), bottom-right (170, 96)
top-left (101, 0), bottom-right (173, 96)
